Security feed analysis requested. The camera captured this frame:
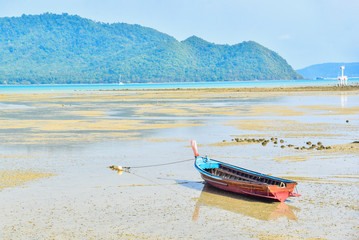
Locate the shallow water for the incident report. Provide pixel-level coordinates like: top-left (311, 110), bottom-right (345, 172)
top-left (1, 78), bottom-right (359, 93)
top-left (0, 90), bottom-right (358, 239)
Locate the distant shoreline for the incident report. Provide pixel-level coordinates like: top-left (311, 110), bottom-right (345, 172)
top-left (105, 85), bottom-right (359, 92)
top-left (2, 81), bottom-right (359, 94)
top-left (1, 78), bottom-right (359, 86)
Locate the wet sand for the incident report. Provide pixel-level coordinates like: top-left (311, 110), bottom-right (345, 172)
top-left (0, 170), bottom-right (55, 190)
top-left (0, 87), bottom-right (358, 239)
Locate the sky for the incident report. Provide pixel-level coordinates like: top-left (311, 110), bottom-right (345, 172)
top-left (1, 0), bottom-right (358, 69)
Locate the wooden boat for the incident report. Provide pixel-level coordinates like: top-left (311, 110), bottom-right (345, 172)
top-left (191, 140), bottom-right (300, 202)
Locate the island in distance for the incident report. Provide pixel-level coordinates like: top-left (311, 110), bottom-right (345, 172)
top-left (297, 62), bottom-right (359, 79)
top-left (0, 13), bottom-right (302, 85)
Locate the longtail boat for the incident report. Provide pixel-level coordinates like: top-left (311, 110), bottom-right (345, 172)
top-left (191, 140), bottom-right (300, 202)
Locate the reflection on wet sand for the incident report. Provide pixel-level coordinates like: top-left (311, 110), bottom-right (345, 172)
top-left (193, 184), bottom-right (299, 221)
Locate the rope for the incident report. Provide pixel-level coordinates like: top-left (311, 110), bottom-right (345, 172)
top-left (125, 158), bottom-right (194, 169)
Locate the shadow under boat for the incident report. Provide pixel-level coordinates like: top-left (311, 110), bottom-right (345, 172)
top-left (192, 183), bottom-right (299, 221)
top-left (113, 174), bottom-right (300, 221)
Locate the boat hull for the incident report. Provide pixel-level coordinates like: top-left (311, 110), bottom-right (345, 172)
top-left (194, 157), bottom-right (299, 202)
top-left (200, 172), bottom-right (296, 202)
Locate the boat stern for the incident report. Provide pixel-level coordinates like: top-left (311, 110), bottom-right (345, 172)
top-left (268, 182), bottom-right (300, 202)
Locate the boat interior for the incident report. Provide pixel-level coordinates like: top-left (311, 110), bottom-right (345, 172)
top-left (205, 164), bottom-right (285, 187)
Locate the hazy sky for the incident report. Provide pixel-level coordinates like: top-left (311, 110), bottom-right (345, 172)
top-left (1, 0), bottom-right (358, 69)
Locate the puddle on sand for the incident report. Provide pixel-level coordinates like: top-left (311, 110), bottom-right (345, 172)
top-left (192, 183), bottom-right (299, 221)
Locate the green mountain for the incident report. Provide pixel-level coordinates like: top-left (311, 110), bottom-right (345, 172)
top-left (297, 62), bottom-right (359, 79)
top-left (0, 13), bottom-right (302, 84)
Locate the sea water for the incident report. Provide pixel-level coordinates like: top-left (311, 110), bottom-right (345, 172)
top-left (1, 78), bottom-right (359, 93)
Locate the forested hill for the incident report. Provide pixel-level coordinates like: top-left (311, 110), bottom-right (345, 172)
top-left (0, 13), bottom-right (302, 84)
top-left (297, 62), bottom-right (359, 79)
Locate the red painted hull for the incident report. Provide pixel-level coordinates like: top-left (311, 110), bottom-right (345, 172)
top-left (200, 173), bottom-right (297, 202)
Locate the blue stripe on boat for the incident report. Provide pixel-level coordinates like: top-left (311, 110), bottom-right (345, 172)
top-left (195, 156), bottom-right (296, 183)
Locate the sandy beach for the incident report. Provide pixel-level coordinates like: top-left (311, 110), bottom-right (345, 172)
top-left (1, 86), bottom-right (358, 239)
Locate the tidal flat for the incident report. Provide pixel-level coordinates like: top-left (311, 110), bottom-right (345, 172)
top-left (0, 87), bottom-right (358, 239)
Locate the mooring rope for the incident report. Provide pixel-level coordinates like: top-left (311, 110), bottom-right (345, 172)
top-left (108, 158), bottom-right (194, 172)
top-left (107, 158), bottom-right (200, 201)
top-left (125, 158), bottom-right (194, 169)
